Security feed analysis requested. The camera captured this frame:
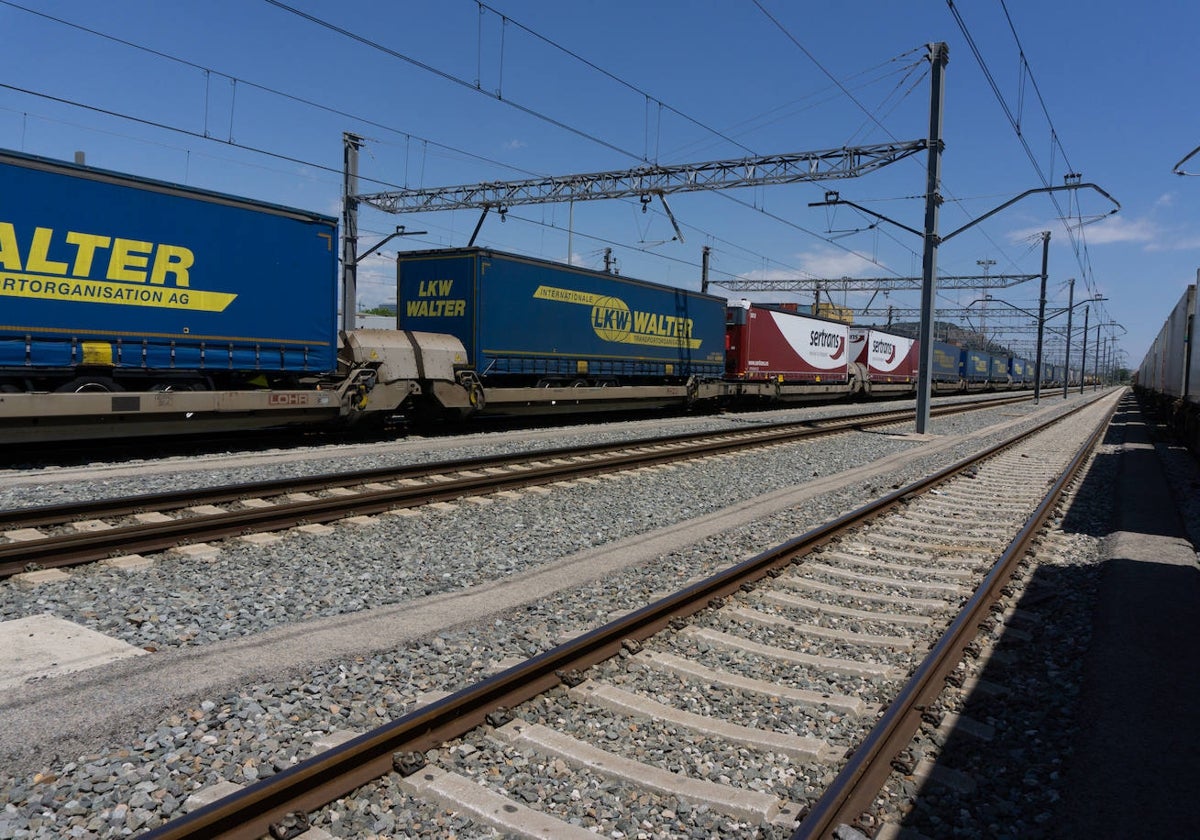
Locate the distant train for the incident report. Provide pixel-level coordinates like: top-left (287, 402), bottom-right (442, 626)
top-left (1135, 282), bottom-right (1200, 451)
top-left (0, 148), bottom-right (1042, 445)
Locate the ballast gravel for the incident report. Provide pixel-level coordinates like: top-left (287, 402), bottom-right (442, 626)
top-left (0, 395), bottom-right (1005, 508)
top-left (0, 392), bottom-right (1133, 838)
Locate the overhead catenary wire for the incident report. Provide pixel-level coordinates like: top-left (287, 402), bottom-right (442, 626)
top-left (473, 0), bottom-right (758, 159)
top-left (0, 0), bottom-right (823, 284)
top-left (261, 1), bottom-right (958, 290)
top-left (946, 0), bottom-right (1107, 320)
top-left (6, 0), bottom-right (945, 303)
top-left (261, 0), bottom-right (645, 163)
top-left (260, 0), bottom-right (934, 294)
top-left (759, 3), bottom-right (1112, 339)
top-left (3, 1), bottom-right (1095, 334)
top-left (751, 1), bottom-right (1029, 288)
top-left (0, 1), bottom-right (543, 189)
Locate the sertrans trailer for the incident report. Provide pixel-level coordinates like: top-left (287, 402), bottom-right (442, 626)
top-left (0, 149), bottom-right (470, 443)
top-left (723, 302), bottom-right (855, 402)
top-left (848, 327), bottom-right (919, 395)
top-left (395, 247), bottom-right (728, 415)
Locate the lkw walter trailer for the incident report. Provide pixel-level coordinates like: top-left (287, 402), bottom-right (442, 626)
top-left (0, 149), bottom-right (339, 387)
top-left (396, 247), bottom-right (728, 414)
top-left (0, 149), bottom-right (466, 442)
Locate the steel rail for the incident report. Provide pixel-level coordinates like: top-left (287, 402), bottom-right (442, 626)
top-left (0, 395), bottom-right (1032, 530)
top-left (139, 397), bottom-right (1104, 840)
top-left (0, 397), bottom-right (1035, 576)
top-left (790, 395), bottom-right (1118, 839)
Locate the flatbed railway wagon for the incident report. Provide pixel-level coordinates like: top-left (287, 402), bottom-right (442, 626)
top-left (0, 149), bottom-right (469, 443)
top-left (723, 302), bottom-right (855, 402)
top-left (395, 247), bottom-right (728, 415)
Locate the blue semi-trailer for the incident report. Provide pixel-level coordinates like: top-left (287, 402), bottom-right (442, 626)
top-left (961, 349), bottom-right (991, 384)
top-left (0, 148), bottom-right (474, 442)
top-left (930, 341), bottom-right (962, 384)
top-left (0, 149), bottom-right (339, 390)
top-left (989, 353), bottom-right (1010, 383)
top-left (395, 248), bottom-right (727, 386)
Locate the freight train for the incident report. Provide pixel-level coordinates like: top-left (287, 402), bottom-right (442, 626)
top-left (1135, 281), bottom-right (1200, 451)
top-left (0, 149), bottom-right (1036, 444)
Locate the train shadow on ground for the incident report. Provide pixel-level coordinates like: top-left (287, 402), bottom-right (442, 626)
top-left (894, 404), bottom-right (1200, 838)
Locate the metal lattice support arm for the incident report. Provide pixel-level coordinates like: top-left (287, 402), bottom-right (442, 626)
top-left (354, 142), bottom-right (926, 214)
top-left (716, 273), bottom-right (1040, 293)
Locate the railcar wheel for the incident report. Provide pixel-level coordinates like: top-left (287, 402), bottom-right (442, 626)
top-left (151, 381), bottom-right (208, 392)
top-left (54, 377), bottom-right (124, 393)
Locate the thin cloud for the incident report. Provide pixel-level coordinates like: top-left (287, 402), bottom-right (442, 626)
top-left (795, 247), bottom-right (880, 278)
top-left (1008, 216), bottom-right (1158, 247)
top-left (1080, 216), bottom-right (1157, 245)
top-left (731, 248), bottom-right (881, 285)
top-left (1146, 231), bottom-right (1200, 252)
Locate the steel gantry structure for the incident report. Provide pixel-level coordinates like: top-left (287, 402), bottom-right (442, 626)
top-left (353, 142), bottom-right (927, 215)
top-left (340, 135), bottom-right (928, 331)
top-left (717, 273), bottom-right (1040, 293)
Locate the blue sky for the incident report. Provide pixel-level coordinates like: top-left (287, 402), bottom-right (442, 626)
top-left (3, 0), bottom-right (1197, 369)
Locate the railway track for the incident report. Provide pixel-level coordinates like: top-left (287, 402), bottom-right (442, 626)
top-left (0, 395), bottom-right (1031, 578)
top-left (137, 390), bottom-right (1118, 839)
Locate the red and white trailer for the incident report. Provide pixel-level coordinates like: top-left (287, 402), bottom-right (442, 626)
top-left (724, 302), bottom-right (857, 401)
top-left (848, 327), bottom-right (919, 394)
